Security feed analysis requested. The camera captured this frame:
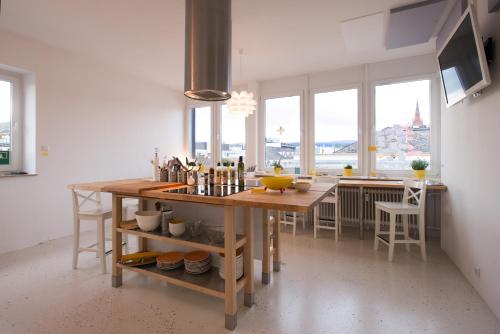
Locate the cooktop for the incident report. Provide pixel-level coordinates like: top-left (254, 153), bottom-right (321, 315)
top-left (164, 185), bottom-right (250, 197)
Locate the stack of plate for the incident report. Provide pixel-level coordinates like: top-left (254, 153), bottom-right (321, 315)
top-left (219, 248), bottom-right (244, 280)
top-left (156, 251), bottom-right (184, 270)
top-left (184, 251), bottom-right (211, 274)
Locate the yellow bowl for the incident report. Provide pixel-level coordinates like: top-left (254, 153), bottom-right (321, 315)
top-left (260, 176), bottom-right (293, 192)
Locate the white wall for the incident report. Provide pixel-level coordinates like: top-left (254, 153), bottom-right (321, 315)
top-left (0, 30), bottom-right (185, 254)
top-left (440, 0), bottom-right (500, 320)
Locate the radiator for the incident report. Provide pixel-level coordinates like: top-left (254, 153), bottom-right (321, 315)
top-left (318, 188), bottom-right (442, 236)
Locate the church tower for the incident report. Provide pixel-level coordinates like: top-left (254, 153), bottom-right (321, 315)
top-left (412, 100), bottom-right (423, 127)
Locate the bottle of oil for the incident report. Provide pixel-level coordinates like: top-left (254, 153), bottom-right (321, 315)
top-left (215, 162), bottom-right (222, 185)
top-left (229, 162), bottom-right (236, 186)
top-left (237, 156), bottom-right (245, 187)
top-left (222, 162), bottom-right (229, 185)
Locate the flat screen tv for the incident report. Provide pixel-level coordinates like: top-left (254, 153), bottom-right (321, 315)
top-left (437, 5), bottom-right (491, 107)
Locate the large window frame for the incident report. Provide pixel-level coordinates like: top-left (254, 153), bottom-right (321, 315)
top-left (309, 84), bottom-right (363, 175)
top-left (187, 100), bottom-right (248, 167)
top-left (259, 91), bottom-right (304, 172)
top-left (370, 74), bottom-right (441, 176)
top-left (0, 71), bottom-right (22, 172)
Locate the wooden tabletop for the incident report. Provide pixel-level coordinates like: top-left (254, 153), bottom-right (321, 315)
top-left (67, 178), bottom-right (148, 192)
top-left (338, 179), bottom-right (447, 190)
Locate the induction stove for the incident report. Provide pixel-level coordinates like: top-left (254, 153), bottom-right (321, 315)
top-left (164, 185), bottom-right (250, 197)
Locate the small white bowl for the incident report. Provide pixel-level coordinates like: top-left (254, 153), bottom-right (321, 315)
top-left (135, 211), bottom-right (161, 231)
top-left (295, 181), bottom-right (311, 192)
top-left (169, 221), bottom-right (186, 237)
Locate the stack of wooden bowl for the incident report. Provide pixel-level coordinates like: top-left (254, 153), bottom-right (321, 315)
top-left (184, 251), bottom-right (211, 274)
top-left (156, 251), bottom-right (185, 270)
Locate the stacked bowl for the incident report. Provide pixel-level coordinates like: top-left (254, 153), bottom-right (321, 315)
top-left (184, 251), bottom-right (211, 274)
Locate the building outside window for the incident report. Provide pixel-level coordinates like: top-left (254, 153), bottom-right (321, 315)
top-left (314, 88), bottom-right (358, 170)
top-left (221, 105), bottom-right (245, 162)
top-left (264, 95), bottom-right (301, 169)
top-left (375, 79), bottom-right (431, 171)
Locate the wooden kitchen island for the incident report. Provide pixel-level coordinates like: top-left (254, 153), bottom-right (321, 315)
top-left (75, 179), bottom-right (336, 330)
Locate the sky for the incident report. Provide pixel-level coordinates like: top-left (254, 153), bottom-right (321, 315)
top-left (194, 79), bottom-right (431, 146)
top-left (376, 79), bottom-right (431, 130)
top-left (0, 80), bottom-right (11, 123)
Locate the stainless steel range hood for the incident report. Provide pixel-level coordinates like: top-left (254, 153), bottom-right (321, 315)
top-left (184, 0), bottom-right (232, 101)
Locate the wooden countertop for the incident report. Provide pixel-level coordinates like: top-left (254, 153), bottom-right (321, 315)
top-left (338, 179), bottom-right (447, 190)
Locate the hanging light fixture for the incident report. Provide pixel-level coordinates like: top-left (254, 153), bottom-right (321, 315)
top-left (226, 49), bottom-right (256, 117)
top-left (184, 0), bottom-right (232, 101)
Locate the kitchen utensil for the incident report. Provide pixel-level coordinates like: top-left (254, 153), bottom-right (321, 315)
top-left (169, 218), bottom-right (186, 237)
top-left (295, 181), bottom-right (311, 192)
top-left (156, 251), bottom-right (185, 270)
top-left (260, 176), bottom-right (293, 193)
top-left (135, 211), bottom-right (161, 231)
top-left (184, 251), bottom-right (211, 274)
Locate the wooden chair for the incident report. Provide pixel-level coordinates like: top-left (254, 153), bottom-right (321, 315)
top-left (277, 211), bottom-right (305, 236)
top-left (374, 180), bottom-right (427, 261)
top-left (71, 189), bottom-right (130, 273)
top-left (313, 183), bottom-right (341, 241)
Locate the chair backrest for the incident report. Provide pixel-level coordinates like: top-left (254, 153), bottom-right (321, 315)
top-left (71, 189), bottom-right (103, 214)
top-left (402, 180), bottom-right (426, 212)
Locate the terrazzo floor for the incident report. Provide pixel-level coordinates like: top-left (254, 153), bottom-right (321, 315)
top-left (1, 226), bottom-right (499, 334)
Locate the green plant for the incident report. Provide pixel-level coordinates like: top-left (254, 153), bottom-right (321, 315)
top-left (344, 164), bottom-right (353, 169)
top-left (272, 159), bottom-right (283, 169)
top-left (411, 159), bottom-right (429, 170)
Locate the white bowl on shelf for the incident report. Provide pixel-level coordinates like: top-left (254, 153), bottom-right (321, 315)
top-left (135, 211), bottom-right (161, 231)
top-left (169, 221), bottom-right (186, 237)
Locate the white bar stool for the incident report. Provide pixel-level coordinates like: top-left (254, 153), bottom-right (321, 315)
top-left (71, 190), bottom-right (131, 273)
top-left (277, 211), bottom-right (305, 236)
top-left (374, 180), bottom-right (427, 261)
top-left (313, 182), bottom-right (341, 241)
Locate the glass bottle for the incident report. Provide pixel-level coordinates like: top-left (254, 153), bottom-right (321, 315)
top-left (215, 162), bottom-right (222, 185)
top-left (230, 162), bottom-right (236, 186)
top-left (237, 156), bottom-right (245, 187)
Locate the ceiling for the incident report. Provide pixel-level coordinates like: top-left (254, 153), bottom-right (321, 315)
top-left (0, 0), bottom-right (451, 92)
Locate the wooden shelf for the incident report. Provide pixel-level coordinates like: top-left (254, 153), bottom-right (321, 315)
top-left (117, 262), bottom-right (246, 299)
top-left (117, 221), bottom-right (246, 254)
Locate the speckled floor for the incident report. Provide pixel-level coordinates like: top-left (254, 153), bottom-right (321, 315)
top-left (1, 227), bottom-right (499, 334)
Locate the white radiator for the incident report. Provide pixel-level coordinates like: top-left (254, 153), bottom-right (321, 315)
top-left (318, 188), bottom-right (441, 236)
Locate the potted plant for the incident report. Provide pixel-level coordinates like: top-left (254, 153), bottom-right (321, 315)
top-left (272, 159), bottom-right (283, 175)
top-left (411, 159), bottom-right (429, 179)
top-left (343, 164), bottom-right (353, 177)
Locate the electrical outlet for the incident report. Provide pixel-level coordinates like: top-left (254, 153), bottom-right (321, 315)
top-left (474, 267), bottom-right (481, 278)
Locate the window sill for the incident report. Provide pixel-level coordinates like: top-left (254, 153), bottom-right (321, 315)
top-left (0, 171), bottom-right (38, 178)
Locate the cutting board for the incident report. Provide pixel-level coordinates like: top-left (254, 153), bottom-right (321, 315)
top-left (102, 181), bottom-right (183, 194)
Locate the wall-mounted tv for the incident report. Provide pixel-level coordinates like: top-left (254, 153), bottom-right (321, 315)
top-left (437, 5), bottom-right (491, 108)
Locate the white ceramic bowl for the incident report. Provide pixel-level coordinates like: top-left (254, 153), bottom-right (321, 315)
top-left (135, 211), bottom-right (161, 231)
top-left (295, 181), bottom-right (311, 192)
top-left (169, 221), bottom-right (186, 237)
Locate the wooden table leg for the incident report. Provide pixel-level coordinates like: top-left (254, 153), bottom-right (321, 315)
top-left (224, 205), bottom-right (237, 330)
top-left (243, 207), bottom-right (254, 307)
top-left (261, 208), bottom-right (271, 285)
top-left (112, 194), bottom-right (123, 287)
top-left (138, 198), bottom-right (147, 252)
top-left (272, 209), bottom-right (281, 272)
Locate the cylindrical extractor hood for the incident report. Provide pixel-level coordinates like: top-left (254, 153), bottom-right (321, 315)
top-left (184, 0), bottom-right (232, 101)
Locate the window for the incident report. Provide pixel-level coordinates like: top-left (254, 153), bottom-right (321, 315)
top-left (264, 95), bottom-right (301, 169)
top-left (191, 106), bottom-right (212, 166)
top-left (314, 88), bottom-right (358, 170)
top-left (0, 78), bottom-right (16, 171)
top-left (374, 79), bottom-right (431, 171)
top-left (221, 105), bottom-right (245, 162)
